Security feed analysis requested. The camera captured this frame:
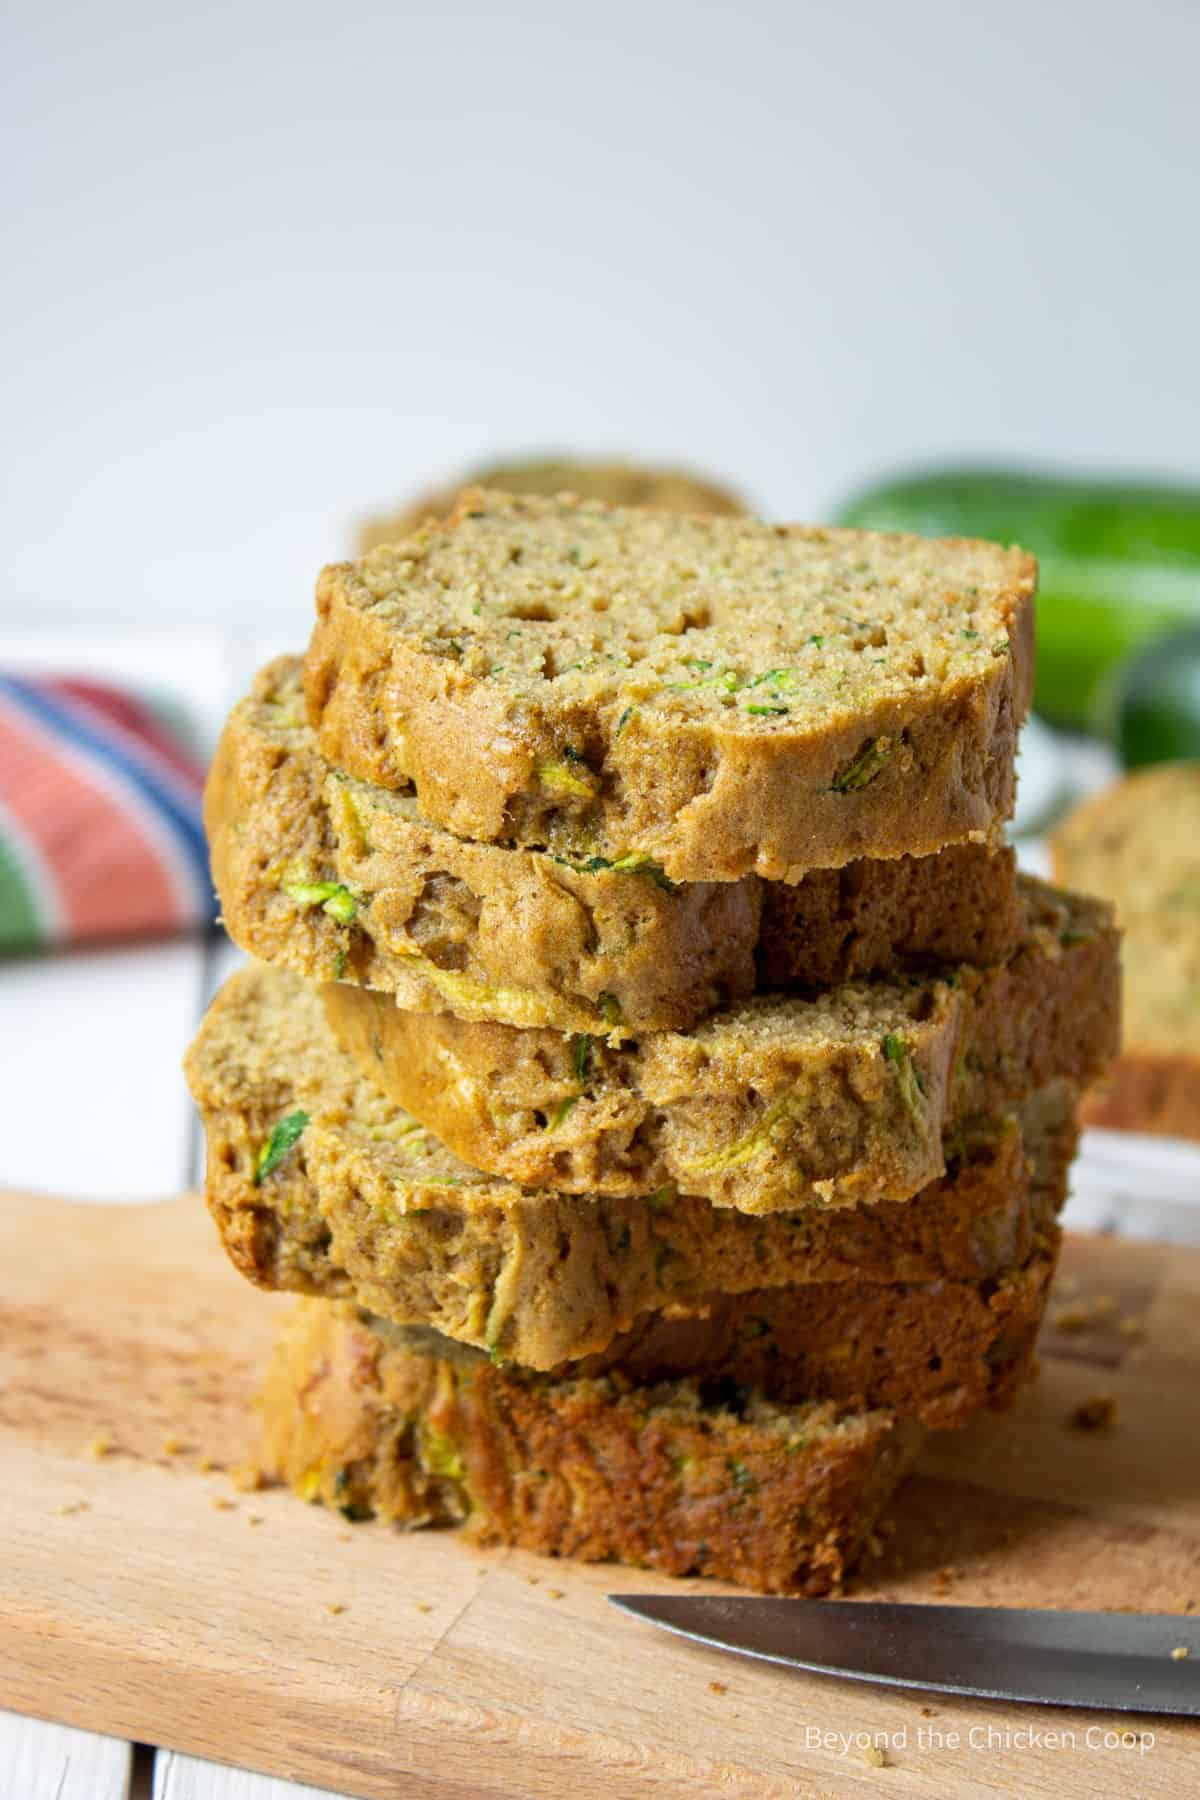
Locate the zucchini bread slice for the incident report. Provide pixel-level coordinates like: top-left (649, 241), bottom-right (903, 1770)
top-left (358, 455), bottom-right (748, 550)
top-left (1051, 762), bottom-right (1200, 1139)
top-left (259, 1299), bottom-right (925, 1595)
top-left (186, 964), bottom-right (1077, 1369)
top-left (324, 879), bottom-right (1118, 1211)
top-left (304, 492), bottom-right (1036, 882)
top-left (519, 1247), bottom-right (1056, 1432)
top-left (210, 657), bottom-right (1022, 1036)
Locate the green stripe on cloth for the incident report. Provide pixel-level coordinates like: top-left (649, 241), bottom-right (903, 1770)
top-left (0, 832), bottom-right (44, 952)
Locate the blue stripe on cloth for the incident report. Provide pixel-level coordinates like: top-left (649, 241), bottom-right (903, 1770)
top-left (0, 674), bottom-right (216, 922)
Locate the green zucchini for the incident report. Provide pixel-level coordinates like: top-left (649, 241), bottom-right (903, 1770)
top-left (835, 469), bottom-right (1200, 728)
top-left (1105, 626), bottom-right (1200, 768)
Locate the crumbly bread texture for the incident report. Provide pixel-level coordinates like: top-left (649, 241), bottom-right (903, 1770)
top-left (211, 657), bottom-right (1022, 1036)
top-left (325, 879), bottom-right (1118, 1212)
top-left (209, 657), bottom-right (758, 1035)
top-left (358, 457), bottom-right (748, 549)
top-left (523, 1248), bottom-right (1055, 1432)
top-left (755, 840), bottom-right (1021, 993)
top-left (185, 964), bottom-right (1077, 1368)
top-left (304, 493), bottom-right (1037, 882)
top-left (259, 1299), bottom-right (924, 1595)
top-left (1051, 763), bottom-right (1200, 1139)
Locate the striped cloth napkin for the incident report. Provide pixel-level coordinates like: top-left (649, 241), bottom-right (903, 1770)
top-left (0, 673), bottom-right (216, 953)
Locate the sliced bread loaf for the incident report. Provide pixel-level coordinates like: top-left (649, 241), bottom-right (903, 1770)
top-left (211, 657), bottom-right (1021, 1035)
top-left (209, 657), bottom-right (759, 1034)
top-left (259, 1298), bottom-right (924, 1594)
top-left (324, 879), bottom-right (1118, 1211)
top-left (185, 964), bottom-right (1077, 1368)
top-left (522, 1249), bottom-right (1055, 1431)
top-left (1051, 762), bottom-right (1200, 1138)
top-left (305, 493), bottom-right (1036, 881)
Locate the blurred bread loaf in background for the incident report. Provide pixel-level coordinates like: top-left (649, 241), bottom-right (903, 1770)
top-left (1051, 760), bottom-right (1200, 1140)
top-left (357, 454), bottom-right (748, 549)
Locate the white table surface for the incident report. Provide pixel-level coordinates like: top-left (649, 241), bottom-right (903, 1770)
top-left (3, 628), bottom-right (1199, 1798)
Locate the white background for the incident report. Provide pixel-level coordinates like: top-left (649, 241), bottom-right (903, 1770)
top-left (5, 0), bottom-right (1200, 629)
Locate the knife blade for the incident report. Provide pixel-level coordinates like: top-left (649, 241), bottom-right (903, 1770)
top-left (609, 1595), bottom-right (1200, 1716)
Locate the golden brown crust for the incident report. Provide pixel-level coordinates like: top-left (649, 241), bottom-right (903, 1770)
top-left (324, 880), bottom-right (1119, 1211)
top-left (1079, 1052), bottom-right (1200, 1140)
top-left (304, 494), bottom-right (1037, 882)
top-left (185, 965), bottom-right (1077, 1367)
top-left (209, 659), bottom-right (1022, 1036)
top-left (258, 1300), bottom-right (924, 1595)
top-left (357, 457), bottom-right (748, 550)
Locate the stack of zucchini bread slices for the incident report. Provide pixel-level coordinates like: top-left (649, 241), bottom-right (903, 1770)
top-left (185, 490), bottom-right (1120, 1595)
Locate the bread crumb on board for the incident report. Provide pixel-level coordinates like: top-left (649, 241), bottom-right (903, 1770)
top-left (1171, 1646), bottom-right (1190, 1661)
top-left (1070, 1395), bottom-right (1118, 1431)
top-left (1052, 1291), bottom-right (1148, 1343)
top-left (1057, 1310), bottom-right (1115, 1339)
top-left (325, 1602), bottom-right (346, 1616)
top-left (1053, 1295), bottom-right (1120, 1332)
top-left (86, 1431), bottom-right (115, 1458)
top-left (708, 1680), bottom-right (728, 1696)
top-left (862, 1744), bottom-right (887, 1768)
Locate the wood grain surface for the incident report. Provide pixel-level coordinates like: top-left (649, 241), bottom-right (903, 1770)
top-left (1, 1190), bottom-right (1198, 1798)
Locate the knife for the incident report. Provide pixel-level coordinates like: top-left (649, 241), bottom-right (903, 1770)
top-left (609, 1595), bottom-right (1200, 1716)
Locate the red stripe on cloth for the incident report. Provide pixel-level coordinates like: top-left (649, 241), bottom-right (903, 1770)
top-left (48, 677), bottom-right (206, 792)
top-left (0, 705), bottom-right (179, 941)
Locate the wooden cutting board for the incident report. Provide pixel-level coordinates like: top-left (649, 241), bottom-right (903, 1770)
top-left (2, 1192), bottom-right (1198, 1800)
